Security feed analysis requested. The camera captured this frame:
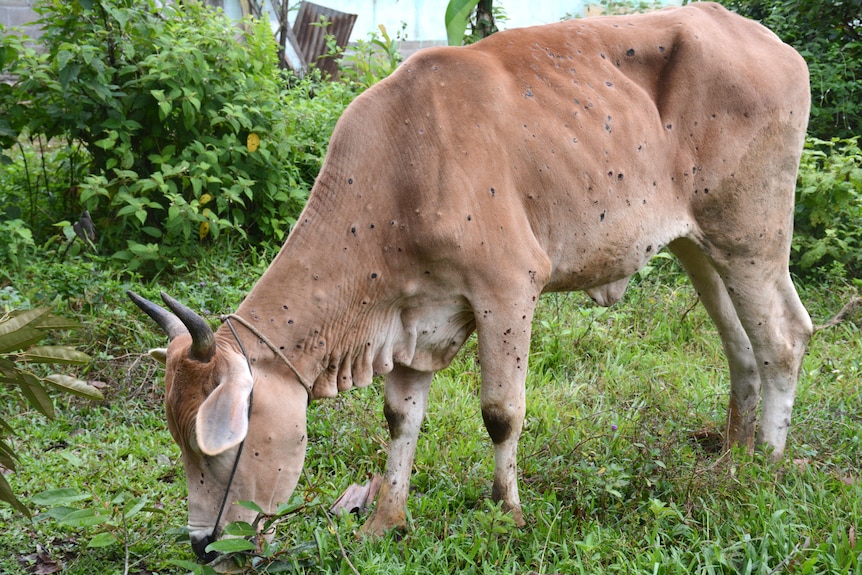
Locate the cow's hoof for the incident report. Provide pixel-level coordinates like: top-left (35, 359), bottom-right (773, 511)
top-left (357, 509), bottom-right (407, 538)
top-left (504, 503), bottom-right (526, 528)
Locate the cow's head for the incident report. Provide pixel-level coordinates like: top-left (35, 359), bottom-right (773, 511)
top-left (128, 291), bottom-right (308, 561)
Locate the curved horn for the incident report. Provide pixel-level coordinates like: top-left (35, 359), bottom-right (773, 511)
top-left (159, 292), bottom-right (216, 362)
top-left (127, 290), bottom-right (187, 340)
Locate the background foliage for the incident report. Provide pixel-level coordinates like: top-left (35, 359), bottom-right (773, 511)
top-left (0, 309), bottom-right (101, 517)
top-left (793, 137), bottom-right (862, 277)
top-left (0, 0), bottom-right (354, 274)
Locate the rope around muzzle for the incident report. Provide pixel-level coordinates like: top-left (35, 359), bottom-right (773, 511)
top-left (207, 314), bottom-right (314, 549)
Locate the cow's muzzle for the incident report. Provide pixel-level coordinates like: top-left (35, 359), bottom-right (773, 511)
top-left (191, 531), bottom-right (219, 563)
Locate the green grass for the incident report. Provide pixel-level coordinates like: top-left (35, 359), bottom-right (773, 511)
top-left (1, 254), bottom-right (860, 574)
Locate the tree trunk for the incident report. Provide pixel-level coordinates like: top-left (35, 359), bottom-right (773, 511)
top-left (472, 0), bottom-right (497, 40)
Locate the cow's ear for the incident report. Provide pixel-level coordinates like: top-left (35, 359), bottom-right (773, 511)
top-left (149, 348), bottom-right (168, 364)
top-left (195, 374), bottom-right (253, 456)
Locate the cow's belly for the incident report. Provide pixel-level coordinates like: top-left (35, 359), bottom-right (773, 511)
top-left (542, 208), bottom-right (693, 294)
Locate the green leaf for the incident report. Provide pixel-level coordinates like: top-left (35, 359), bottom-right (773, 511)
top-left (236, 500), bottom-right (264, 514)
top-left (44, 374), bottom-right (103, 400)
top-left (60, 452), bottom-right (83, 467)
top-left (274, 495), bottom-right (310, 517)
top-left (33, 314), bottom-right (79, 331)
top-left (0, 437), bottom-right (17, 470)
top-left (445, 0), bottom-right (479, 46)
top-left (223, 521), bottom-right (256, 537)
top-left (94, 137), bottom-right (116, 150)
top-left (59, 63), bottom-right (81, 87)
top-left (31, 487), bottom-right (92, 506)
top-left (0, 326), bottom-right (44, 354)
top-left (0, 308), bottom-right (51, 353)
top-left (205, 537), bottom-right (257, 553)
top-left (56, 49), bottom-right (74, 71)
top-left (800, 241), bottom-right (828, 269)
top-left (182, 99), bottom-right (196, 131)
top-left (0, 358), bottom-right (15, 377)
top-left (87, 532), bottom-right (119, 548)
top-left (123, 496), bottom-right (148, 519)
top-left (60, 508), bottom-right (111, 528)
top-left (21, 346), bottom-right (91, 365)
top-left (0, 44), bottom-right (19, 70)
top-left (0, 473), bottom-right (30, 517)
top-left (13, 374), bottom-right (54, 419)
top-left (36, 506), bottom-right (76, 522)
top-left (5, 308), bottom-right (51, 326)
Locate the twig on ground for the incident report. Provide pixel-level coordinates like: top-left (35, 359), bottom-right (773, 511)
top-left (766, 536), bottom-right (811, 575)
top-left (815, 296), bottom-right (861, 332)
top-left (323, 509), bottom-right (361, 575)
top-left (303, 467), bottom-right (361, 575)
top-left (679, 295), bottom-right (701, 325)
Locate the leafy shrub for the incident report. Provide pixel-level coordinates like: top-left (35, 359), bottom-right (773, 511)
top-left (792, 137), bottom-right (862, 277)
top-left (0, 135), bottom-right (85, 245)
top-left (0, 308), bottom-right (101, 516)
top-left (338, 24), bottom-right (406, 90)
top-left (0, 219), bottom-right (35, 271)
top-left (0, 0), bottom-right (355, 274)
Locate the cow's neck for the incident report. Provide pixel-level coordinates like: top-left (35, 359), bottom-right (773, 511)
top-left (231, 168), bottom-right (402, 398)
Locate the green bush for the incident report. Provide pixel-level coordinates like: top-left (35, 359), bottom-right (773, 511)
top-left (0, 308), bottom-right (101, 516)
top-left (338, 24), bottom-right (405, 90)
top-left (0, 133), bottom-right (84, 243)
top-left (0, 0), bottom-right (355, 274)
top-left (793, 137), bottom-right (862, 278)
top-left (0, 220), bottom-right (35, 271)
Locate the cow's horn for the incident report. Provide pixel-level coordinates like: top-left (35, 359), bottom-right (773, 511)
top-left (159, 292), bottom-right (216, 362)
top-left (127, 290), bottom-right (187, 340)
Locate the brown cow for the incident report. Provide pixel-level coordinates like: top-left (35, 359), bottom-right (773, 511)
top-left (129, 2), bottom-right (812, 559)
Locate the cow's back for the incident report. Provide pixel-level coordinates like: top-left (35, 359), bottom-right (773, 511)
top-left (317, 2), bottom-right (808, 292)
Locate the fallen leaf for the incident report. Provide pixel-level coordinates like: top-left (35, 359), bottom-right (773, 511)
top-left (329, 474), bottom-right (382, 516)
top-left (33, 551), bottom-right (62, 575)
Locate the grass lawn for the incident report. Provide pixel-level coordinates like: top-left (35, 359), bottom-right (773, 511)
top-left (0, 255), bottom-right (860, 574)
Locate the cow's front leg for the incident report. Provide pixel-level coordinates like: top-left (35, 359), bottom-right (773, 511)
top-left (476, 307), bottom-right (533, 527)
top-left (359, 365), bottom-right (432, 536)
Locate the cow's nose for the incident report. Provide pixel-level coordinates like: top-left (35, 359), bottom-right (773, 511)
top-left (191, 532), bottom-right (219, 563)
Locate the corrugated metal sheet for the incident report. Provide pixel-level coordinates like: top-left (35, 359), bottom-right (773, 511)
top-left (293, 1), bottom-right (358, 79)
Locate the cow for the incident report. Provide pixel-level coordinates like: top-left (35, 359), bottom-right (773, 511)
top-left (129, 2), bottom-right (813, 560)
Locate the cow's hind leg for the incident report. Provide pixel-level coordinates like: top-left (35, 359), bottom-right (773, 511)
top-left (670, 239), bottom-right (761, 450)
top-left (360, 365), bottom-right (432, 536)
top-left (720, 262), bottom-right (812, 459)
top-left (670, 238), bottom-right (813, 458)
